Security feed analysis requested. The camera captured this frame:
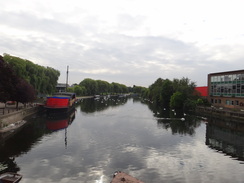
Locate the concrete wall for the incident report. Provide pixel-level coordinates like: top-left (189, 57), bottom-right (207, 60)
top-left (0, 107), bottom-right (39, 128)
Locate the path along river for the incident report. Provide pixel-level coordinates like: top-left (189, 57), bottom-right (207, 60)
top-left (0, 96), bottom-right (243, 183)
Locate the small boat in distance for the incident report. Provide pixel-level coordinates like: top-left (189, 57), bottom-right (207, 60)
top-left (111, 171), bottom-right (144, 183)
top-left (0, 172), bottom-right (22, 183)
top-left (44, 92), bottom-right (76, 115)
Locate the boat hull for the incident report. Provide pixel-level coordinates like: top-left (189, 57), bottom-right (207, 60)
top-left (0, 172), bottom-right (22, 183)
top-left (111, 171), bottom-right (144, 183)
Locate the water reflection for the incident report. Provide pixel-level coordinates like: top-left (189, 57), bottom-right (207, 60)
top-left (45, 110), bottom-right (76, 131)
top-left (79, 96), bottom-right (128, 113)
top-left (206, 118), bottom-right (244, 161)
top-left (0, 97), bottom-right (243, 183)
top-left (140, 97), bottom-right (202, 136)
top-left (0, 109), bottom-right (76, 174)
top-left (157, 116), bottom-right (202, 136)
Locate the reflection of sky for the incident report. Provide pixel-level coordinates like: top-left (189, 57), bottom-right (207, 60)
top-left (15, 99), bottom-right (244, 183)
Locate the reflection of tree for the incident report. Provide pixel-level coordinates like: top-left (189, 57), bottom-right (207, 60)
top-left (0, 111), bottom-right (77, 173)
top-left (157, 116), bottom-right (201, 136)
top-left (141, 98), bottom-right (201, 136)
top-left (79, 97), bottom-right (128, 113)
top-left (206, 118), bottom-right (244, 161)
top-left (0, 115), bottom-right (55, 173)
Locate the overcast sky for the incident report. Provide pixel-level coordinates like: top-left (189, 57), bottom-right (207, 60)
top-left (0, 0), bottom-right (243, 87)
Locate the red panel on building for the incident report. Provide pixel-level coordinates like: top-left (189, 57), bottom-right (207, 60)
top-left (194, 86), bottom-right (208, 97)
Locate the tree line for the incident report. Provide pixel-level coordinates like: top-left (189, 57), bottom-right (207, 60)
top-left (0, 53), bottom-right (204, 111)
top-left (139, 77), bottom-right (205, 111)
top-left (0, 54), bottom-right (60, 106)
top-left (68, 78), bottom-right (129, 96)
top-left (3, 54), bottom-right (60, 94)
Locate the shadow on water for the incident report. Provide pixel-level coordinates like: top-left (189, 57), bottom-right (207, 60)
top-left (206, 117), bottom-right (244, 161)
top-left (0, 109), bottom-right (76, 174)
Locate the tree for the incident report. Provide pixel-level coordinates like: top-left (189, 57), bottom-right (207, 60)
top-left (79, 78), bottom-right (98, 95)
top-left (148, 78), bottom-right (164, 103)
top-left (74, 85), bottom-right (86, 96)
top-left (0, 55), bottom-right (36, 107)
top-left (0, 56), bottom-right (18, 103)
top-left (170, 91), bottom-right (185, 109)
top-left (13, 79), bottom-right (36, 108)
top-left (160, 79), bottom-right (174, 108)
top-left (3, 53), bottom-right (60, 94)
top-left (96, 80), bottom-right (110, 94)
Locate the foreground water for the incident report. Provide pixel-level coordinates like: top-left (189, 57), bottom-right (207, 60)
top-left (0, 97), bottom-right (244, 183)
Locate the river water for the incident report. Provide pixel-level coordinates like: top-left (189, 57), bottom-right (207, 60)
top-left (0, 96), bottom-right (244, 183)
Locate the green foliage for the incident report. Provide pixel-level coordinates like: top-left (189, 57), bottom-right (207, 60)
top-left (148, 78), bottom-right (164, 104)
top-left (3, 53), bottom-right (60, 94)
top-left (79, 78), bottom-right (98, 95)
top-left (183, 98), bottom-right (197, 111)
top-left (160, 79), bottom-right (174, 108)
top-left (74, 85), bottom-right (86, 96)
top-left (77, 78), bottom-right (129, 96)
top-left (0, 55), bottom-right (36, 104)
top-left (147, 77), bottom-right (199, 110)
top-left (170, 91), bottom-right (184, 109)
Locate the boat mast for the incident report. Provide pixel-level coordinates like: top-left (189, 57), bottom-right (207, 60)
top-left (66, 65), bottom-right (69, 92)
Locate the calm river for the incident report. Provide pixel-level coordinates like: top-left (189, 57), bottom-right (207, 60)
top-left (0, 96), bottom-right (244, 183)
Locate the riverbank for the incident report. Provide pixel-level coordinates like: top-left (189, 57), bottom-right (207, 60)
top-left (0, 96), bottom-right (93, 129)
top-left (196, 106), bottom-right (244, 122)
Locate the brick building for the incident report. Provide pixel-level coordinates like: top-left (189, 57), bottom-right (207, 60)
top-left (208, 70), bottom-right (244, 109)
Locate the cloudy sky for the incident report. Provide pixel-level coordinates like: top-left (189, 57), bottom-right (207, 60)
top-left (0, 0), bottom-right (243, 87)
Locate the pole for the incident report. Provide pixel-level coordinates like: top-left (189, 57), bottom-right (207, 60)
top-left (66, 65), bottom-right (69, 92)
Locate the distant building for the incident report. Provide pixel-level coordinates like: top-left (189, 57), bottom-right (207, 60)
top-left (194, 86), bottom-right (208, 97)
top-left (208, 70), bottom-right (244, 109)
top-left (56, 83), bottom-right (68, 92)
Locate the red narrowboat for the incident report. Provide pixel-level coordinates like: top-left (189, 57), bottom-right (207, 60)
top-left (45, 92), bottom-right (76, 115)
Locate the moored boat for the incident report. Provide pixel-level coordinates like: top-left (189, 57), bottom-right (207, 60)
top-left (0, 172), bottom-right (22, 183)
top-left (44, 92), bottom-right (76, 115)
top-left (111, 171), bottom-right (144, 183)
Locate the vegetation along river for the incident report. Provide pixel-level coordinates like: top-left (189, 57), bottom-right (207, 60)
top-left (0, 96), bottom-right (244, 183)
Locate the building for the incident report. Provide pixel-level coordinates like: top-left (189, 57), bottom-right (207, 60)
top-left (194, 86), bottom-right (208, 97)
top-left (56, 83), bottom-right (68, 92)
top-left (208, 70), bottom-right (244, 109)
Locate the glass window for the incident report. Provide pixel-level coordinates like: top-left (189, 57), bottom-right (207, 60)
top-left (211, 76), bottom-right (214, 82)
top-left (229, 75), bottom-right (233, 81)
top-left (224, 75), bottom-right (229, 81)
top-left (241, 84), bottom-right (244, 94)
top-left (236, 74), bottom-right (240, 81)
top-left (220, 75), bottom-right (224, 82)
top-left (240, 74), bottom-right (244, 81)
top-left (232, 74), bottom-right (237, 81)
top-left (235, 100), bottom-right (239, 105)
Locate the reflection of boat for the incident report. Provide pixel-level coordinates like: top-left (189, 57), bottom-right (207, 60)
top-left (44, 92), bottom-right (76, 115)
top-left (111, 171), bottom-right (144, 183)
top-left (0, 172), bottom-right (22, 183)
top-left (45, 110), bottom-right (76, 148)
top-left (45, 110), bottom-right (76, 131)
